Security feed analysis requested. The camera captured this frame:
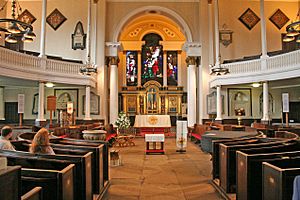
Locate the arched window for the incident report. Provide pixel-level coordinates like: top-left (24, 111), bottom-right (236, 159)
top-left (141, 33), bottom-right (163, 85)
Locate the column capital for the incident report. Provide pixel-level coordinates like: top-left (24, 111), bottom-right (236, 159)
top-left (185, 56), bottom-right (201, 66)
top-left (183, 42), bottom-right (201, 57)
top-left (105, 42), bottom-right (122, 57)
top-left (107, 56), bottom-right (120, 65)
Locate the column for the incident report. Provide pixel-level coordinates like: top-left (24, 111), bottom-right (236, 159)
top-left (198, 58), bottom-right (204, 124)
top-left (36, 82), bottom-right (46, 124)
top-left (39, 0), bottom-right (47, 58)
top-left (137, 51), bottom-right (142, 87)
top-left (163, 52), bottom-right (167, 87)
top-left (109, 56), bottom-right (119, 124)
top-left (214, 0), bottom-right (221, 67)
top-left (261, 82), bottom-right (270, 122)
top-left (216, 85), bottom-right (222, 121)
top-left (96, 0), bottom-right (107, 122)
top-left (260, 0), bottom-right (268, 70)
top-left (0, 87), bottom-right (5, 120)
top-left (84, 86), bottom-right (91, 120)
top-left (208, 0), bottom-right (214, 65)
top-left (186, 56), bottom-right (198, 127)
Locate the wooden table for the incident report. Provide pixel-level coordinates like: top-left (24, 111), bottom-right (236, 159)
top-left (145, 134), bottom-right (165, 154)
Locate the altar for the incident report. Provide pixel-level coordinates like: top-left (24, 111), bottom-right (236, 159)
top-left (134, 115), bottom-right (171, 128)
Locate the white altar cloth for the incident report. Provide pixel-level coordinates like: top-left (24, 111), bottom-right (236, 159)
top-left (134, 115), bottom-right (171, 128)
top-left (145, 134), bottom-right (165, 142)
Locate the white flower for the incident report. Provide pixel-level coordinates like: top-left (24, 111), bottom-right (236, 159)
top-left (115, 111), bottom-right (131, 130)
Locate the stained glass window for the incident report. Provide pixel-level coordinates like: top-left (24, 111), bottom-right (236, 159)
top-left (141, 33), bottom-right (163, 85)
top-left (167, 51), bottom-right (178, 86)
top-left (126, 51), bottom-right (138, 86)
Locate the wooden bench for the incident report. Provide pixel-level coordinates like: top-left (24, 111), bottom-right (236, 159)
top-left (2, 154), bottom-right (75, 200)
top-left (219, 138), bottom-right (295, 193)
top-left (50, 140), bottom-right (107, 196)
top-left (11, 141), bottom-right (93, 200)
top-left (263, 158), bottom-right (300, 200)
top-left (236, 142), bottom-right (300, 200)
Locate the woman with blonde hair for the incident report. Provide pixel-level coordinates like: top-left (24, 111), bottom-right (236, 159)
top-left (29, 128), bottom-right (55, 155)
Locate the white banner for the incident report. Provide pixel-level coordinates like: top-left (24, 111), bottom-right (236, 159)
top-left (176, 120), bottom-right (188, 150)
top-left (18, 94), bottom-right (25, 114)
top-left (282, 93), bottom-right (289, 113)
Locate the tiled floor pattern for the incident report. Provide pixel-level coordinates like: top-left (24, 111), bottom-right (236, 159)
top-left (104, 138), bottom-right (223, 200)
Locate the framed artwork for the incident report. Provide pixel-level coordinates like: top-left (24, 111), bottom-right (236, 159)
top-left (219, 24), bottom-right (233, 47)
top-left (127, 96), bottom-right (137, 113)
top-left (54, 89), bottom-right (78, 116)
top-left (269, 9), bottom-right (289, 30)
top-left (228, 88), bottom-right (252, 117)
top-left (17, 9), bottom-right (36, 25)
top-left (168, 96), bottom-right (178, 113)
top-left (239, 8), bottom-right (260, 30)
top-left (83, 92), bottom-right (100, 115)
top-left (46, 9), bottom-right (67, 31)
top-left (32, 93), bottom-right (39, 115)
top-left (207, 91), bottom-right (224, 114)
top-left (72, 21), bottom-right (86, 50)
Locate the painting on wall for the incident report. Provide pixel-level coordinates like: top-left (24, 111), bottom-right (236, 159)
top-left (168, 96), bottom-right (178, 113)
top-left (82, 92), bottom-right (100, 115)
top-left (127, 96), bottom-right (137, 113)
top-left (269, 9), bottom-right (289, 30)
top-left (17, 9), bottom-right (37, 25)
top-left (54, 89), bottom-right (78, 116)
top-left (228, 88), bottom-right (252, 117)
top-left (207, 91), bottom-right (224, 114)
top-left (46, 9), bottom-right (67, 31)
top-left (239, 8), bottom-right (260, 30)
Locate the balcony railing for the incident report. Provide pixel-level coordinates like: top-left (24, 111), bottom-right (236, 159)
top-left (210, 49), bottom-right (300, 87)
top-left (0, 47), bottom-right (96, 87)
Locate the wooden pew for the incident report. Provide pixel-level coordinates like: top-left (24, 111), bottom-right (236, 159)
top-left (21, 187), bottom-right (42, 200)
top-left (236, 142), bottom-right (300, 200)
top-left (11, 141), bottom-right (93, 200)
top-left (49, 141), bottom-right (106, 196)
top-left (212, 137), bottom-right (261, 179)
top-left (1, 148), bottom-right (92, 200)
top-left (3, 155), bottom-right (74, 200)
top-left (262, 158), bottom-right (300, 200)
top-left (219, 138), bottom-right (296, 193)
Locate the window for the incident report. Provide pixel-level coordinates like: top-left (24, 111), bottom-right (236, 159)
top-left (126, 51), bottom-right (138, 86)
top-left (167, 51), bottom-right (178, 86)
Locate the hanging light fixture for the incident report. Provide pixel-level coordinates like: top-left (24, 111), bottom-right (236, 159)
top-left (0, 0), bottom-right (36, 43)
top-left (283, 9), bottom-right (300, 43)
top-left (80, 62), bottom-right (97, 76)
top-left (210, 64), bottom-right (229, 76)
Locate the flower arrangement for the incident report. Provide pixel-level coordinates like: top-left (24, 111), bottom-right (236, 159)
top-left (115, 111), bottom-right (131, 132)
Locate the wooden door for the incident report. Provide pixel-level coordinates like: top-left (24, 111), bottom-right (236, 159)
top-left (289, 102), bottom-right (300, 123)
top-left (5, 102), bottom-right (19, 124)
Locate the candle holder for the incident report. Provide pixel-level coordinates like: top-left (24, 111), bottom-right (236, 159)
top-left (237, 117), bottom-right (242, 126)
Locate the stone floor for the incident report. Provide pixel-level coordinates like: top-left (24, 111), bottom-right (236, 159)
top-left (104, 137), bottom-right (223, 200)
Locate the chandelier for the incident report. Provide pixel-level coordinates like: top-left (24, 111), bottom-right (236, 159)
top-left (283, 9), bottom-right (300, 43)
top-left (210, 64), bottom-right (230, 76)
top-left (0, 0), bottom-right (36, 43)
top-left (80, 61), bottom-right (97, 76)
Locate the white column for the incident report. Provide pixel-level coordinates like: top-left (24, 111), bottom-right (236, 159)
top-left (86, 0), bottom-right (92, 62)
top-left (262, 82), bottom-right (270, 121)
top-left (163, 52), bottom-right (167, 87)
top-left (96, 0), bottom-right (107, 122)
top-left (198, 61), bottom-right (204, 124)
top-left (84, 86), bottom-right (92, 120)
top-left (214, 0), bottom-right (221, 67)
top-left (186, 57), bottom-right (197, 127)
top-left (36, 82), bottom-right (46, 123)
top-left (260, 0), bottom-right (268, 58)
top-left (0, 87), bottom-right (5, 120)
top-left (39, 0), bottom-right (47, 58)
top-left (216, 85), bottom-right (222, 121)
top-left (109, 57), bottom-right (119, 124)
top-left (208, 1), bottom-right (214, 65)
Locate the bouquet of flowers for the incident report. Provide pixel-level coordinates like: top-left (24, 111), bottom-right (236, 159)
top-left (115, 111), bottom-right (131, 133)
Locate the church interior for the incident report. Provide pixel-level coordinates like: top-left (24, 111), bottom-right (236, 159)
top-left (0, 0), bottom-right (300, 199)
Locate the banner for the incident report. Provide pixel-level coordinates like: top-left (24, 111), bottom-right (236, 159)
top-left (282, 93), bottom-right (289, 113)
top-left (18, 94), bottom-right (25, 114)
top-left (176, 120), bottom-right (188, 151)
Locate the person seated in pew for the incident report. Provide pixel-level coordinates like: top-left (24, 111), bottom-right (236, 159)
top-left (29, 128), bottom-right (55, 155)
top-left (0, 126), bottom-right (15, 151)
top-left (105, 124), bottom-right (117, 147)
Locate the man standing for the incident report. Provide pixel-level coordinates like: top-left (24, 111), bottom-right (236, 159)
top-left (0, 126), bottom-right (15, 151)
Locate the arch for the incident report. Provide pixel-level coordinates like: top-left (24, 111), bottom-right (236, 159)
top-left (113, 6), bottom-right (193, 42)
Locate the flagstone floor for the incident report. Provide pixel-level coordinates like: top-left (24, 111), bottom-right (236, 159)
top-left (104, 137), bottom-right (223, 200)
